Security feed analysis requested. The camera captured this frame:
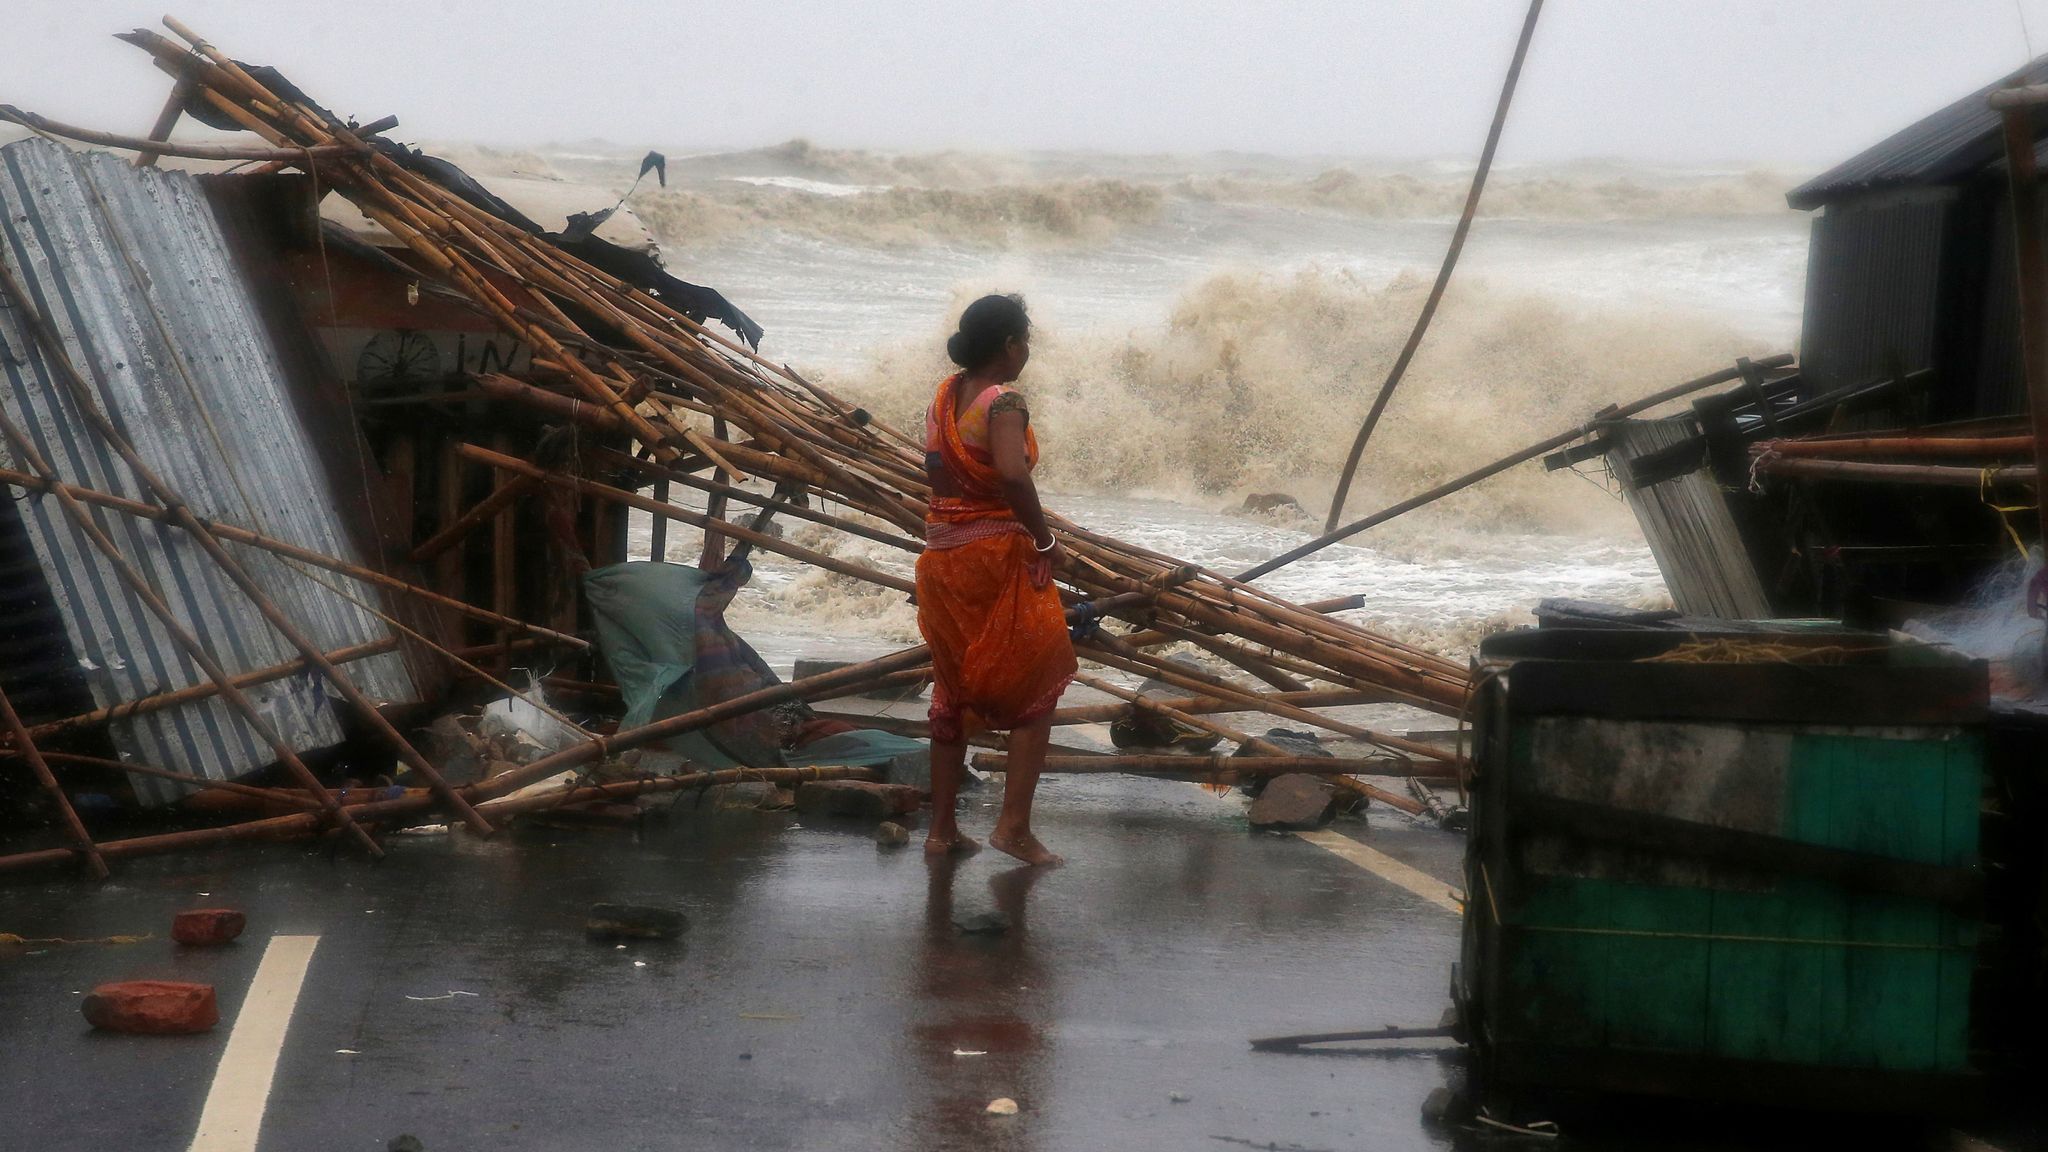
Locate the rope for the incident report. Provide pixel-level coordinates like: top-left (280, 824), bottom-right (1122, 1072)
top-left (1981, 465), bottom-right (2037, 561)
top-left (1637, 639), bottom-right (1887, 665)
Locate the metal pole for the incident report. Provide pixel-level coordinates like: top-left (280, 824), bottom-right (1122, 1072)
top-left (1996, 100), bottom-right (2048, 653)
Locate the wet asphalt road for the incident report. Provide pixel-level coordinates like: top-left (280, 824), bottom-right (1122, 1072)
top-left (0, 775), bottom-right (1469, 1152)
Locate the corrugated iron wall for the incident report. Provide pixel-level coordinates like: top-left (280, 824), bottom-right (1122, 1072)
top-left (0, 139), bottom-right (417, 803)
top-left (1797, 189), bottom-right (1953, 400)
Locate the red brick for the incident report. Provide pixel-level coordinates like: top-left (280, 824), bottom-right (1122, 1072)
top-left (81, 981), bottom-right (218, 1034)
top-left (171, 908), bottom-right (246, 946)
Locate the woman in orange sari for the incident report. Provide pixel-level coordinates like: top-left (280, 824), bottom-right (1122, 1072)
top-left (918, 294), bottom-right (1076, 866)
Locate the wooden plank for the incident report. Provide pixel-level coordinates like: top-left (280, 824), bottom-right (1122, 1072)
top-left (492, 432), bottom-right (517, 667)
top-left (649, 478), bottom-right (669, 561)
top-left (1505, 662), bottom-right (1988, 726)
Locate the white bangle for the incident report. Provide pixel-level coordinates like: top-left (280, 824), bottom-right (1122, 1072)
top-left (1034, 535), bottom-right (1056, 553)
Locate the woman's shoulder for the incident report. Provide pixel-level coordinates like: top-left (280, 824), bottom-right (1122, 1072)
top-left (972, 383), bottom-right (1029, 419)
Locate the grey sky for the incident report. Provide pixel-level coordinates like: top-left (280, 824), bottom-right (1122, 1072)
top-left (11, 1), bottom-right (2047, 166)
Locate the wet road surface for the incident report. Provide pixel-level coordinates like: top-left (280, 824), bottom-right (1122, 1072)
top-left (0, 775), bottom-right (1469, 1151)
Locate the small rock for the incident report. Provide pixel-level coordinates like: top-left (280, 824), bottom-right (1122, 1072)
top-left (82, 981), bottom-right (218, 1035)
top-left (171, 908), bottom-right (246, 946)
top-left (1421, 1085), bottom-right (1469, 1127)
top-left (794, 779), bottom-right (922, 820)
top-left (1241, 492), bottom-right (1306, 517)
top-left (388, 1137), bottom-right (426, 1152)
top-left (985, 1097), bottom-right (1019, 1116)
top-left (954, 910), bottom-right (1011, 936)
top-left (875, 822), bottom-right (910, 848)
top-left (1246, 774), bottom-right (1339, 832)
top-left (585, 903), bottom-right (687, 941)
top-left (1168, 1091), bottom-right (1192, 1104)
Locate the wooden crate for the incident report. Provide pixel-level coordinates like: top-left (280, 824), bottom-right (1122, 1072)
top-left (1459, 627), bottom-right (1988, 1113)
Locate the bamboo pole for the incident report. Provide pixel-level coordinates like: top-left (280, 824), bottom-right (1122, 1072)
top-left (19, 638), bottom-right (398, 743)
top-left (0, 255), bottom-right (493, 837)
top-left (0, 104), bottom-right (349, 162)
top-left (1752, 434), bottom-right (2036, 459)
top-left (42, 751), bottom-right (321, 810)
top-left (411, 474), bottom-right (534, 563)
top-left (971, 752), bottom-right (1444, 777)
top-left (0, 465), bottom-right (587, 650)
top-left (1080, 641), bottom-right (1457, 765)
top-left (454, 442), bottom-right (920, 595)
top-left (1750, 457), bottom-right (2036, 488)
top-left (132, 76), bottom-right (194, 168)
top-left (590, 446), bottom-right (923, 553)
top-left (1046, 686), bottom-right (1382, 727)
top-left (0, 684), bottom-right (110, 879)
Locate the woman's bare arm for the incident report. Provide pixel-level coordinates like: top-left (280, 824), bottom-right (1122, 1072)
top-left (989, 409), bottom-right (1052, 545)
top-left (989, 408), bottom-right (1065, 587)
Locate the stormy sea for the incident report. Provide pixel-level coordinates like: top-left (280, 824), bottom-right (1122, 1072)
top-left (451, 139), bottom-right (1810, 671)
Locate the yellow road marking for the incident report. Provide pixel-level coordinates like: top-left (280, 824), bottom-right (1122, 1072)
top-left (189, 935), bottom-right (320, 1152)
top-left (1294, 829), bottom-right (1462, 915)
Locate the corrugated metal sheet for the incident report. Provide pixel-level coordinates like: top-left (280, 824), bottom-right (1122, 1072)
top-left (1606, 417), bottom-right (1773, 620)
top-left (1796, 190), bottom-right (1951, 400)
top-left (1787, 54), bottom-right (2048, 210)
top-left (0, 139), bottom-right (416, 803)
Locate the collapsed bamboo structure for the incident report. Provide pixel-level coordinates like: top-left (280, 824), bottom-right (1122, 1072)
top-left (1, 17), bottom-right (1754, 877)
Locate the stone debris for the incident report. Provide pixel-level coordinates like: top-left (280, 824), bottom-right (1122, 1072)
top-left (1246, 774), bottom-right (1339, 832)
top-left (794, 779), bottom-right (922, 820)
top-left (170, 908), bottom-right (246, 946)
top-left (985, 1097), bottom-right (1019, 1116)
top-left (874, 821), bottom-right (910, 848)
top-left (953, 910), bottom-right (1011, 936)
top-left (81, 980), bottom-right (218, 1034)
top-left (585, 903), bottom-right (688, 941)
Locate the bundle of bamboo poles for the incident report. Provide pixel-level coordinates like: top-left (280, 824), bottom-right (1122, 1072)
top-left (0, 19), bottom-right (1488, 874)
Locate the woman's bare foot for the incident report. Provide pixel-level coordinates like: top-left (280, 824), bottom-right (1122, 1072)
top-left (988, 829), bottom-right (1062, 867)
top-left (923, 832), bottom-right (982, 858)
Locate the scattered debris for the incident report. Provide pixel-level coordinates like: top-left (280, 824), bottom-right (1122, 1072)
top-left (170, 909), bottom-right (245, 946)
top-left (1246, 775), bottom-right (1339, 832)
top-left (984, 1098), bottom-right (1019, 1116)
top-left (403, 990), bottom-right (480, 1002)
top-left (81, 980), bottom-right (218, 1034)
top-left (585, 903), bottom-right (688, 941)
top-left (954, 911), bottom-right (1012, 936)
top-left (952, 1048), bottom-right (987, 1057)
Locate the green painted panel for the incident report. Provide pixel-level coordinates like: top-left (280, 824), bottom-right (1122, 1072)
top-left (1499, 723), bottom-right (1980, 1074)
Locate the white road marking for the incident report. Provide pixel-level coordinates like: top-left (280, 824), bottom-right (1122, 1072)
top-left (1294, 829), bottom-right (1463, 915)
top-left (189, 934), bottom-right (321, 1152)
top-left (1178, 781), bottom-right (1461, 915)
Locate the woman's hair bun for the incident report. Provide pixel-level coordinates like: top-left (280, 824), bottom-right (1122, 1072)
top-left (947, 294), bottom-right (1030, 371)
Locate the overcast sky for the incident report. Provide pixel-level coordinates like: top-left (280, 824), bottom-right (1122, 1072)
top-left (11, 1), bottom-right (2048, 166)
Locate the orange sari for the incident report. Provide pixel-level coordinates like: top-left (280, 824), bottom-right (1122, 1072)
top-left (915, 373), bottom-right (1076, 741)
